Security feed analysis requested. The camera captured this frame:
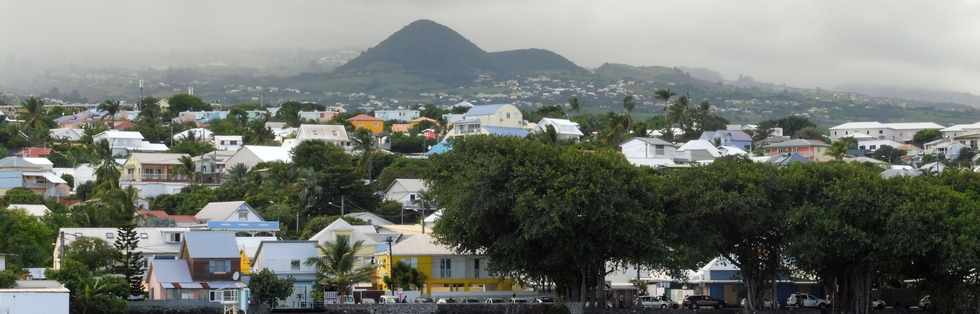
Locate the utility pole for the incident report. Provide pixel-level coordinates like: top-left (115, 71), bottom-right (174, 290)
top-left (386, 236), bottom-right (394, 296)
top-left (138, 79), bottom-right (144, 111)
top-left (340, 195), bottom-right (345, 216)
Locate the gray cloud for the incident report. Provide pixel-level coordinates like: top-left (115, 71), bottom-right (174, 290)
top-left (2, 0), bottom-right (979, 93)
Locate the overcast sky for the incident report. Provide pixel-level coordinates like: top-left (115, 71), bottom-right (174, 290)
top-left (2, 0), bottom-right (979, 93)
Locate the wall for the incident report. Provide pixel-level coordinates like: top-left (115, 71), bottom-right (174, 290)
top-left (301, 304), bottom-right (569, 314)
top-left (0, 290), bottom-right (70, 314)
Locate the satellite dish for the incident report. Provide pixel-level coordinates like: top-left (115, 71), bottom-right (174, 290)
top-left (232, 271), bottom-right (240, 281)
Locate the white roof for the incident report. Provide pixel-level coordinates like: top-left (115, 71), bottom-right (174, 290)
top-left (390, 179), bottom-right (426, 193)
top-left (538, 118), bottom-right (584, 136)
top-left (97, 130), bottom-right (144, 139)
top-left (128, 153), bottom-right (189, 165)
top-left (172, 128), bottom-right (214, 141)
top-left (677, 140), bottom-right (721, 157)
top-left (22, 158), bottom-right (54, 167)
top-left (345, 212), bottom-right (394, 226)
top-left (388, 233), bottom-right (454, 256)
top-left (138, 142), bottom-right (169, 152)
top-left (831, 121), bottom-right (944, 130)
top-left (195, 201), bottom-right (256, 221)
top-left (22, 171), bottom-right (68, 184)
top-left (59, 227), bottom-right (189, 255)
top-left (309, 218), bottom-right (389, 246)
top-left (717, 146), bottom-right (749, 156)
top-left (7, 204), bottom-right (50, 217)
top-left (183, 231), bottom-right (239, 258)
top-left (423, 209), bottom-right (443, 224)
top-left (941, 123), bottom-right (980, 132)
top-left (243, 145), bottom-right (291, 163)
top-left (297, 124), bottom-right (349, 142)
top-left (149, 259), bottom-right (193, 283)
top-left (625, 158), bottom-right (676, 168)
top-left (214, 135), bottom-right (243, 141)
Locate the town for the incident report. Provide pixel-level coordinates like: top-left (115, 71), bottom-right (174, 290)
top-left (0, 89), bottom-right (977, 314)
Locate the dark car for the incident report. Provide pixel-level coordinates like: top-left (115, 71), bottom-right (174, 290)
top-left (683, 295), bottom-right (724, 309)
top-left (535, 296), bottom-right (556, 303)
top-left (414, 297), bottom-right (434, 303)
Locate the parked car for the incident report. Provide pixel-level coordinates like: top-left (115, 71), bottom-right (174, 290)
top-left (380, 295), bottom-right (398, 304)
top-left (414, 297), bottom-right (434, 303)
top-left (918, 295), bottom-right (931, 310)
top-left (872, 299), bottom-right (887, 310)
top-left (682, 295), bottom-right (724, 309)
top-left (511, 297), bottom-right (530, 303)
top-left (786, 293), bottom-right (830, 308)
top-left (436, 298), bottom-right (457, 304)
top-left (535, 296), bottom-right (556, 303)
top-left (639, 296), bottom-right (678, 309)
top-left (485, 297), bottom-right (507, 304)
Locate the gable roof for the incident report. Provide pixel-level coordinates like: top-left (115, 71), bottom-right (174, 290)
top-left (194, 201), bottom-right (258, 221)
top-left (149, 259), bottom-right (193, 283)
top-left (465, 104), bottom-right (508, 116)
top-left (252, 240), bottom-right (318, 264)
top-left (96, 130), bottom-right (144, 139)
top-left (539, 118), bottom-right (583, 136)
top-left (182, 231), bottom-right (239, 258)
top-left (387, 179), bottom-right (426, 194)
top-left (389, 233), bottom-right (453, 256)
top-left (677, 140), bottom-right (721, 157)
top-left (626, 137), bottom-right (673, 147)
top-left (831, 121), bottom-right (945, 130)
top-left (701, 130), bottom-right (752, 142)
top-left (242, 145), bottom-right (291, 163)
top-left (345, 212), bottom-right (394, 226)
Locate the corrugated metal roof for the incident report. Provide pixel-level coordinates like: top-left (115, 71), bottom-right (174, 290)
top-left (150, 259), bottom-right (193, 283)
top-left (465, 104), bottom-right (507, 116)
top-left (195, 201), bottom-right (253, 221)
top-left (129, 153), bottom-right (189, 165)
top-left (767, 139), bottom-right (830, 148)
top-left (183, 231), bottom-right (239, 258)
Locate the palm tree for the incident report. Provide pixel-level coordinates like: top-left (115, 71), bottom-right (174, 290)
top-left (622, 95), bottom-right (635, 133)
top-left (93, 140), bottom-right (120, 191)
top-left (174, 155), bottom-right (197, 182)
top-left (226, 163), bottom-right (249, 184)
top-left (98, 99), bottom-right (121, 129)
top-left (19, 97), bottom-right (49, 146)
top-left (306, 236), bottom-right (375, 299)
top-left (568, 96), bottom-right (581, 116)
top-left (74, 276), bottom-right (126, 314)
top-left (654, 89), bottom-right (676, 140)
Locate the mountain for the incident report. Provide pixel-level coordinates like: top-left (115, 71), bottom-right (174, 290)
top-left (333, 19), bottom-right (585, 84)
top-left (837, 83), bottom-right (980, 108)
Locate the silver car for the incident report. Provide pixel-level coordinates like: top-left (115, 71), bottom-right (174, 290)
top-left (639, 296), bottom-right (678, 309)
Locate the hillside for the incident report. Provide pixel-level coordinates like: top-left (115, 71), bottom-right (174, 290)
top-left (331, 19), bottom-right (585, 85)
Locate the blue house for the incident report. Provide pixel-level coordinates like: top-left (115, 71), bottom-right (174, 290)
top-left (700, 130), bottom-right (753, 152)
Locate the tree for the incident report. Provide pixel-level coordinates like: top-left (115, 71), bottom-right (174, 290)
top-left (174, 155), bottom-right (197, 183)
top-left (828, 137), bottom-right (856, 160)
top-left (758, 116), bottom-right (816, 139)
top-left (912, 129), bottom-right (942, 147)
top-left (568, 96), bottom-right (581, 114)
top-left (654, 89), bottom-right (677, 140)
top-left (794, 127), bottom-right (825, 140)
top-left (47, 259), bottom-right (129, 314)
top-left (869, 145), bottom-right (905, 163)
top-left (0, 207), bottom-right (55, 267)
top-left (275, 101), bottom-right (322, 126)
top-left (248, 268), bottom-right (295, 307)
top-left (167, 94), bottom-right (211, 115)
top-left (3, 187), bottom-right (45, 204)
top-left (622, 95), bottom-right (636, 132)
top-left (426, 136), bottom-right (675, 302)
top-left (170, 139), bottom-right (214, 156)
top-left (18, 97), bottom-right (53, 146)
top-left (114, 224), bottom-right (144, 298)
top-left (0, 269), bottom-right (17, 288)
top-left (385, 261), bottom-right (426, 291)
top-left (98, 99), bottom-right (121, 129)
top-left (63, 236), bottom-right (118, 273)
top-left (306, 236), bottom-right (375, 298)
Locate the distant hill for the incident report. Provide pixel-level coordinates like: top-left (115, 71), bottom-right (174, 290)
top-left (838, 83), bottom-right (980, 108)
top-left (333, 19), bottom-right (585, 84)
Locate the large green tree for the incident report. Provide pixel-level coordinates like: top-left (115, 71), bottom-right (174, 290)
top-left (248, 268), bottom-right (295, 308)
top-left (306, 236), bottom-right (375, 298)
top-left (114, 224), bottom-right (145, 297)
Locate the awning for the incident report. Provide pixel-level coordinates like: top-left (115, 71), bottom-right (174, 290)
top-left (206, 281), bottom-right (245, 289)
top-left (22, 172), bottom-right (68, 184)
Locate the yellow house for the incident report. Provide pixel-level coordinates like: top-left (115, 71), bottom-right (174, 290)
top-left (348, 114), bottom-right (384, 135)
top-left (120, 152), bottom-right (192, 183)
top-left (375, 233), bottom-right (517, 295)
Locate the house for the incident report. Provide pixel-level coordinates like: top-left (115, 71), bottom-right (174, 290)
top-left (829, 122), bottom-right (944, 143)
top-left (298, 110), bottom-right (339, 123)
top-left (138, 210), bottom-right (198, 227)
top-left (224, 145), bottom-right (291, 171)
top-left (447, 104), bottom-right (526, 137)
top-left (766, 139), bottom-right (831, 162)
top-left (308, 219), bottom-right (393, 267)
top-left (195, 201), bottom-right (264, 223)
top-left (172, 128), bottom-right (214, 142)
top-left (174, 111), bottom-right (229, 125)
top-left (16, 147), bottom-right (52, 158)
top-left (49, 128), bottom-right (84, 142)
top-left (120, 153), bottom-right (193, 204)
top-left (940, 122), bottom-right (980, 140)
top-left (265, 122), bottom-right (288, 131)
top-left (391, 124), bottom-right (412, 134)
top-left (0, 279), bottom-right (70, 314)
top-left (0, 157), bottom-right (70, 198)
top-left (537, 118), bottom-right (584, 141)
top-left (250, 241), bottom-right (319, 309)
top-left (348, 114), bottom-right (384, 135)
top-left (7, 204), bottom-right (50, 217)
top-left (294, 124), bottom-right (350, 149)
top-left (727, 124), bottom-right (783, 137)
top-left (52, 163), bottom-right (96, 193)
top-left (620, 137), bottom-right (679, 168)
top-left (144, 232), bottom-right (245, 302)
top-left (384, 179), bottom-right (427, 209)
top-left (700, 130), bottom-right (752, 152)
top-left (92, 130), bottom-right (169, 156)
top-left (856, 139), bottom-right (907, 152)
top-left (54, 227), bottom-right (190, 269)
top-left (375, 110), bottom-right (420, 122)
top-left (213, 135), bottom-right (243, 151)
top-left (376, 233), bottom-right (518, 297)
top-left (677, 140), bottom-right (722, 163)
top-left (193, 150), bottom-right (237, 183)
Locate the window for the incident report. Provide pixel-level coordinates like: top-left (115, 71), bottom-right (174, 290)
top-left (291, 260), bottom-right (301, 271)
top-left (128, 169), bottom-right (134, 175)
top-left (655, 145), bottom-right (665, 155)
top-left (139, 232), bottom-right (149, 239)
top-left (238, 210), bottom-right (248, 220)
top-left (209, 260), bottom-right (231, 273)
top-left (105, 232), bottom-right (115, 239)
top-left (506, 113), bottom-right (511, 119)
top-left (439, 258), bottom-right (452, 278)
top-left (409, 194), bottom-right (417, 202)
top-left (474, 258), bottom-right (481, 278)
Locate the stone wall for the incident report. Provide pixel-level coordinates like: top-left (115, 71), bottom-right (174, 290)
top-left (301, 304), bottom-right (570, 314)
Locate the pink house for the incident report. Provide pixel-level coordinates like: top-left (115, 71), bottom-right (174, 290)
top-left (766, 139), bottom-right (831, 161)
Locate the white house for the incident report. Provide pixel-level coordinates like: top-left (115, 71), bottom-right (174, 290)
top-left (678, 140), bottom-right (721, 163)
top-left (384, 179), bottom-right (427, 209)
top-left (213, 135), bottom-right (243, 151)
top-left (375, 109), bottom-right (420, 122)
top-left (49, 128), bottom-right (84, 142)
top-left (172, 128), bottom-right (214, 142)
top-left (940, 122), bottom-right (980, 139)
top-left (224, 145), bottom-right (291, 171)
top-left (93, 130), bottom-right (168, 156)
top-left (52, 163), bottom-right (96, 193)
top-left (294, 124), bottom-right (350, 149)
top-left (53, 227), bottom-right (190, 269)
top-left (194, 201), bottom-right (264, 223)
top-left (0, 157), bottom-right (70, 198)
top-left (0, 280), bottom-right (70, 314)
top-left (298, 110), bottom-right (340, 123)
top-left (620, 137), bottom-right (679, 168)
top-left (537, 118), bottom-right (584, 141)
top-left (193, 150), bottom-right (237, 182)
top-left (856, 139), bottom-right (907, 152)
top-left (250, 241), bottom-right (319, 309)
top-left (829, 122), bottom-right (944, 143)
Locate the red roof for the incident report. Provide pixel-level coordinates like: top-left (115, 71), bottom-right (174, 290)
top-left (347, 114), bottom-right (382, 121)
top-left (140, 210), bottom-right (198, 224)
top-left (17, 147), bottom-right (52, 157)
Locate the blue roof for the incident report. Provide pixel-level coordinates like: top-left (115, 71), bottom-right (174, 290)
top-left (484, 126), bottom-right (529, 138)
top-left (701, 130), bottom-right (752, 142)
top-left (426, 140), bottom-right (452, 155)
top-left (464, 104), bottom-right (508, 116)
top-left (206, 220), bottom-right (280, 232)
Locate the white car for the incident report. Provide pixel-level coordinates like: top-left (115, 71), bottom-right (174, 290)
top-left (639, 296), bottom-right (678, 309)
top-left (786, 293), bottom-right (830, 308)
